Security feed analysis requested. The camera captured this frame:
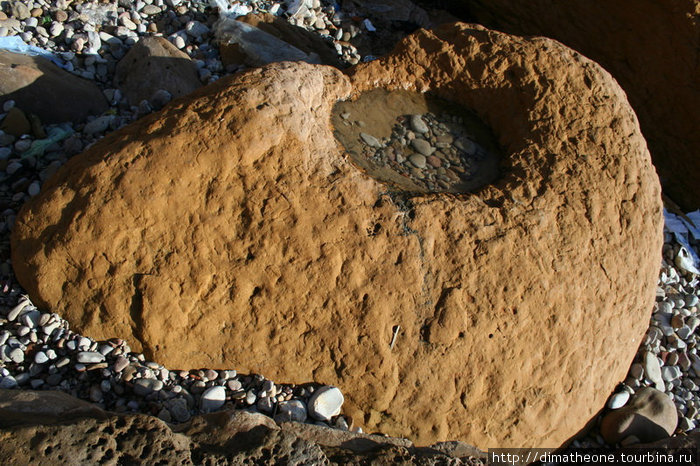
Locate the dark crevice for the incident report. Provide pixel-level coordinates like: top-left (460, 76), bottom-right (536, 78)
top-left (130, 273), bottom-right (153, 357)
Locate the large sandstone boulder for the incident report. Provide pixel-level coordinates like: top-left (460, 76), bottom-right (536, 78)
top-left (454, 0), bottom-right (700, 210)
top-left (11, 23), bottom-right (663, 448)
top-left (0, 50), bottom-right (108, 124)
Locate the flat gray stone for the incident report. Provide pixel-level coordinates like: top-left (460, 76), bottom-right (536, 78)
top-left (410, 115), bottom-right (429, 134)
top-left (360, 132), bottom-right (381, 148)
top-left (410, 138), bottom-right (434, 156)
top-left (76, 351), bottom-right (105, 364)
top-left (408, 153), bottom-right (427, 169)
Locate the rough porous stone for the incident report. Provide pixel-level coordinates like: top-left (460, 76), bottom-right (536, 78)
top-left (0, 389), bottom-right (486, 465)
top-left (113, 36), bottom-right (201, 106)
top-left (599, 387), bottom-right (678, 444)
top-left (456, 0), bottom-right (700, 210)
top-left (11, 23), bottom-right (663, 449)
top-left (0, 50), bottom-right (108, 124)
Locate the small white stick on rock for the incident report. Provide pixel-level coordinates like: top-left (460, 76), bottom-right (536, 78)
top-left (390, 325), bottom-right (400, 350)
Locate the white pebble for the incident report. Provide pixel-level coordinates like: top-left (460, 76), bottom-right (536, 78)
top-left (607, 391), bottom-right (630, 409)
top-left (76, 351), bottom-right (105, 364)
top-left (7, 300), bottom-right (30, 321)
top-left (200, 386), bottom-right (226, 412)
top-left (308, 386), bottom-right (344, 421)
top-left (9, 348), bottom-right (24, 364)
top-left (34, 351), bottom-right (48, 364)
top-left (173, 35), bottom-right (185, 49)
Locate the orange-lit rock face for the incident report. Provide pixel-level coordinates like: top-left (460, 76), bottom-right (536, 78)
top-left (455, 0), bottom-right (700, 210)
top-left (11, 23), bottom-right (663, 448)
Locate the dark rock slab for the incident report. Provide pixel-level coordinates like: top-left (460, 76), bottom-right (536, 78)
top-left (0, 50), bottom-right (108, 124)
top-left (113, 36), bottom-right (201, 106)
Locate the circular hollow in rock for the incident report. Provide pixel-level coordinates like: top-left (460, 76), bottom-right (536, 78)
top-left (10, 23), bottom-right (663, 449)
top-left (331, 89), bottom-right (500, 194)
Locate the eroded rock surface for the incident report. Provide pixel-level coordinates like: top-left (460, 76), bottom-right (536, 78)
top-left (11, 23), bottom-right (663, 448)
top-left (0, 389), bottom-right (485, 465)
top-left (456, 0), bottom-right (700, 210)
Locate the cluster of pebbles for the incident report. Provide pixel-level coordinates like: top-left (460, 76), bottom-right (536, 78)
top-left (574, 224), bottom-right (700, 447)
top-left (0, 295), bottom-right (351, 430)
top-left (354, 112), bottom-right (488, 192)
top-left (0, 0), bottom-right (367, 86)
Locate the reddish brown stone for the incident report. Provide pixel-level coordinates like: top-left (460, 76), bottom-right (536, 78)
top-left (11, 23), bottom-right (662, 449)
top-left (456, 0), bottom-right (700, 210)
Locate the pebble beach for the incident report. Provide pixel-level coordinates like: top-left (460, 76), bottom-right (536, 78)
top-left (0, 0), bottom-right (699, 450)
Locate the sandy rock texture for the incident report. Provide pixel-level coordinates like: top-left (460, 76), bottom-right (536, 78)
top-left (11, 23), bottom-right (663, 448)
top-left (455, 0), bottom-right (700, 210)
top-left (0, 389), bottom-right (486, 465)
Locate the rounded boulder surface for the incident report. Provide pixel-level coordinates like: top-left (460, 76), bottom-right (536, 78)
top-left (600, 387), bottom-right (678, 444)
top-left (11, 23), bottom-right (663, 448)
top-left (456, 0), bottom-right (700, 210)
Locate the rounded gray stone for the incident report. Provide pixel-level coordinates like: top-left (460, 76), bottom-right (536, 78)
top-left (76, 351), bottom-right (105, 364)
top-left (410, 138), bottom-right (434, 156)
top-left (200, 386), bottom-right (226, 412)
top-left (409, 153), bottom-right (427, 169)
top-left (0, 376), bottom-right (17, 389)
top-left (410, 114), bottom-right (429, 134)
top-left (133, 378), bottom-right (164, 396)
top-left (34, 351), bottom-right (48, 364)
top-left (277, 399), bottom-right (307, 423)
